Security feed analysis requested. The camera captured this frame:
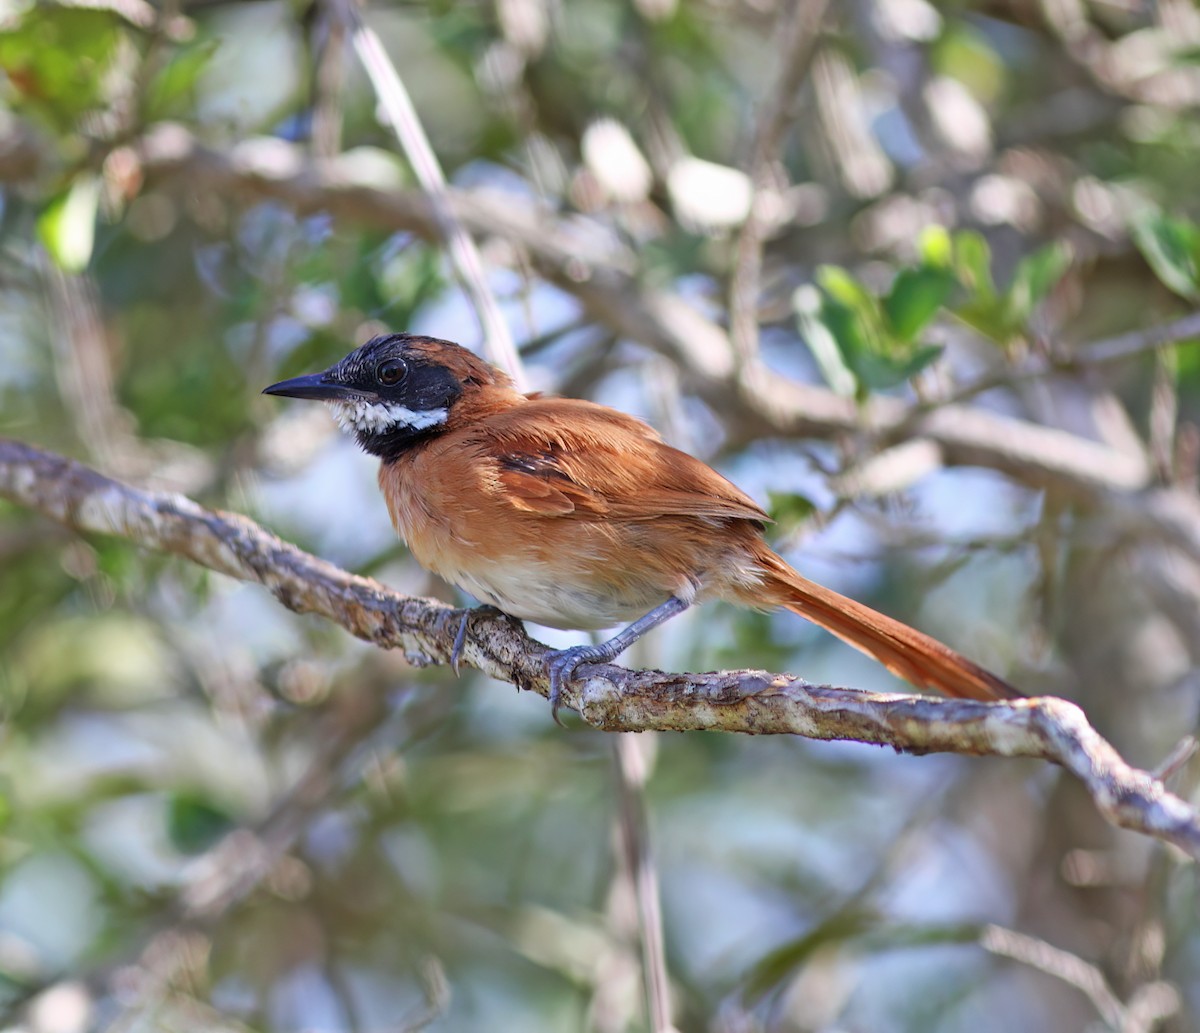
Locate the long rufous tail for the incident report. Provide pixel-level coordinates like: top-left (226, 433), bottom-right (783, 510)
top-left (750, 546), bottom-right (1022, 702)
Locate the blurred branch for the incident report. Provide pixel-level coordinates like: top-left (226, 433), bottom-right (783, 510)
top-left (728, 0), bottom-right (829, 364)
top-left (3, 437), bottom-right (1200, 861)
top-left (41, 263), bottom-right (161, 481)
top-left (332, 0), bottom-right (526, 388)
top-left (937, 310), bottom-right (1200, 408)
top-left (1076, 311), bottom-right (1200, 366)
top-left (5, 669), bottom-right (408, 1032)
top-left (980, 924), bottom-right (1180, 1032)
top-left (308, 2), bottom-right (347, 160)
top-left (1153, 736), bottom-right (1198, 783)
top-left (811, 47), bottom-right (893, 199)
top-left (611, 735), bottom-right (673, 1033)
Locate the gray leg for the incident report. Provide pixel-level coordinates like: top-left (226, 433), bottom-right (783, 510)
top-left (545, 596), bottom-right (690, 725)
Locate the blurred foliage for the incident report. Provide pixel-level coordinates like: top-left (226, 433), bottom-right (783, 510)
top-left (0, 5), bottom-right (124, 130)
top-left (799, 227), bottom-right (1078, 396)
top-left (0, 1), bottom-right (1199, 1032)
top-left (1133, 210), bottom-right (1200, 303)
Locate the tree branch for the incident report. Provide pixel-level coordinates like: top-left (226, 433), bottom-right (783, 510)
top-left (2, 437), bottom-right (1198, 859)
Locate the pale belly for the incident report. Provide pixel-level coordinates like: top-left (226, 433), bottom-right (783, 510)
top-left (448, 562), bottom-right (672, 630)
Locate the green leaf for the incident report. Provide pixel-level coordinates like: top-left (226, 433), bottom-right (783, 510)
top-left (144, 38), bottom-right (221, 120)
top-left (850, 343), bottom-right (944, 392)
top-left (817, 264), bottom-right (878, 316)
top-left (1005, 241), bottom-right (1072, 325)
top-left (818, 296), bottom-right (877, 395)
top-left (166, 792), bottom-right (235, 855)
top-left (1132, 212), bottom-right (1200, 301)
top-left (767, 490), bottom-right (817, 530)
top-left (947, 230), bottom-right (1066, 345)
top-left (918, 225), bottom-right (953, 268)
top-left (883, 265), bottom-right (958, 342)
top-left (950, 232), bottom-right (1010, 342)
top-left (794, 284), bottom-right (857, 397)
top-left (799, 267), bottom-right (947, 394)
top-left (885, 342), bottom-right (944, 381)
top-left (813, 265), bottom-right (893, 385)
top-left (952, 230), bottom-right (996, 299)
top-left (37, 175), bottom-right (100, 272)
top-left (742, 910), bottom-right (878, 1002)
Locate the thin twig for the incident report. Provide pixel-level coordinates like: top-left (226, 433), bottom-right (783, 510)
top-left (42, 264), bottom-right (131, 473)
top-left (729, 0), bottom-right (830, 366)
top-left (980, 924), bottom-right (1180, 1032)
top-left (981, 924), bottom-right (1125, 1027)
top-left (310, 1), bottom-right (348, 160)
top-left (611, 735), bottom-right (673, 1033)
top-left (1152, 736), bottom-right (1198, 783)
top-left (333, 0), bottom-right (525, 387)
top-left (2, 437), bottom-right (1199, 860)
top-left (926, 310), bottom-right (1200, 410)
top-left (1076, 310), bottom-right (1200, 366)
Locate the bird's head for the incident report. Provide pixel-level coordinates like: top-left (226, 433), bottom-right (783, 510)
top-left (263, 333), bottom-right (513, 459)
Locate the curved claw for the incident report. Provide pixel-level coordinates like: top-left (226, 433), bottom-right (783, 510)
top-left (545, 644), bottom-right (607, 726)
top-left (450, 605), bottom-right (506, 676)
top-left (450, 611), bottom-right (471, 677)
top-left (540, 597), bottom-right (690, 727)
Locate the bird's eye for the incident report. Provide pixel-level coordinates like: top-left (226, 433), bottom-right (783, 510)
top-left (376, 358), bottom-right (407, 386)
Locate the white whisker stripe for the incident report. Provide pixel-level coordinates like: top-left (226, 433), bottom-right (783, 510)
top-left (326, 399), bottom-right (449, 436)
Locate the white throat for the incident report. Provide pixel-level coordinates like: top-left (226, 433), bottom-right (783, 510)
top-left (326, 398), bottom-right (449, 436)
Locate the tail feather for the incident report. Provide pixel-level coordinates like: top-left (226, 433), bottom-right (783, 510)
top-left (751, 548), bottom-right (1022, 702)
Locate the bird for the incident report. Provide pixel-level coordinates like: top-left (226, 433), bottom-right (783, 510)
top-left (263, 333), bottom-right (1022, 720)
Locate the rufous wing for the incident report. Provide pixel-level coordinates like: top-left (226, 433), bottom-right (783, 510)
top-left (482, 397), bottom-right (769, 525)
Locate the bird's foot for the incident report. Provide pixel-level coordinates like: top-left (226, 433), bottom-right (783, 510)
top-left (450, 605), bottom-right (505, 676)
top-left (545, 643), bottom-right (612, 726)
